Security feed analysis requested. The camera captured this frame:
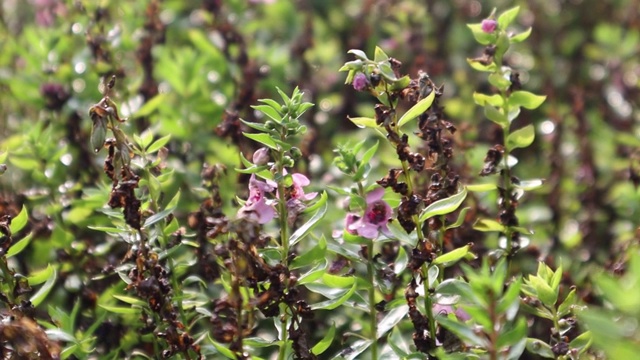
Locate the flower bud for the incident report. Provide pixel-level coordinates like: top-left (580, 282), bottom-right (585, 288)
top-left (481, 19), bottom-right (497, 33)
top-left (290, 147), bottom-right (302, 160)
top-left (252, 147), bottom-right (270, 165)
top-left (352, 73), bottom-right (369, 91)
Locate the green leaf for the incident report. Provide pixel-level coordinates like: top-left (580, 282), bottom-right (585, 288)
top-left (113, 294), bottom-right (147, 307)
top-left (398, 90), bottom-right (436, 128)
top-left (374, 46), bottom-right (389, 62)
top-left (558, 288), bottom-right (577, 317)
top-left (30, 267), bottom-right (57, 307)
top-left (348, 116), bottom-right (378, 129)
top-left (488, 73), bottom-right (512, 91)
top-left (28, 264), bottom-right (54, 285)
top-left (510, 27), bottom-right (532, 43)
top-left (98, 304), bottom-right (140, 314)
top-left (446, 207), bottom-right (470, 230)
top-left (484, 105), bottom-right (508, 128)
top-left (507, 124), bottom-right (535, 150)
top-left (146, 134), bottom-right (171, 153)
top-left (347, 49), bottom-right (369, 61)
top-left (467, 58), bottom-right (497, 72)
top-left (529, 275), bottom-right (558, 307)
top-left (419, 187), bottom-right (467, 222)
top-left (135, 94), bottom-right (166, 118)
top-left (289, 192), bottom-right (327, 246)
top-left (473, 92), bottom-right (503, 107)
top-left (437, 314), bottom-right (487, 347)
top-left (467, 23), bottom-right (496, 45)
top-left (498, 6), bottom-right (520, 30)
top-left (291, 236), bottom-right (326, 269)
top-left (467, 183), bottom-right (497, 192)
top-left (243, 132), bottom-right (278, 150)
top-left (311, 322), bottom-right (335, 355)
top-left (569, 331), bottom-right (592, 353)
top-left (473, 218), bottom-right (504, 232)
top-left (525, 338), bottom-right (554, 358)
top-left (252, 104), bottom-right (282, 122)
top-left (310, 282), bottom-right (357, 310)
top-left (143, 191), bottom-right (180, 228)
top-left (6, 233), bottom-right (32, 258)
top-left (322, 273), bottom-right (355, 288)
top-left (208, 334), bottom-right (236, 359)
top-left (393, 246), bottom-right (409, 274)
top-left (433, 245), bottom-right (471, 266)
top-left (9, 205), bottom-right (28, 234)
top-left (376, 304), bottom-right (409, 339)
top-left (515, 179), bottom-right (544, 191)
top-left (508, 91), bottom-right (546, 109)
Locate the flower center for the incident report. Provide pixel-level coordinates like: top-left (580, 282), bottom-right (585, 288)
top-left (367, 201), bottom-right (388, 224)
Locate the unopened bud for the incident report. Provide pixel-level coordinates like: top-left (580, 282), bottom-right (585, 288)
top-left (252, 147), bottom-right (270, 165)
top-left (290, 147), bottom-right (302, 160)
top-left (481, 19), bottom-right (497, 33)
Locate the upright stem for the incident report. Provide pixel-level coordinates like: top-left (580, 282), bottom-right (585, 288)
top-left (277, 148), bottom-right (290, 360)
top-left (367, 239), bottom-right (378, 359)
top-left (499, 88), bottom-right (515, 264)
top-left (488, 290), bottom-right (499, 360)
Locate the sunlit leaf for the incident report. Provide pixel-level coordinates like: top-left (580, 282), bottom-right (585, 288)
top-left (9, 205), bottom-right (28, 234)
top-left (311, 322), bottom-right (336, 355)
top-left (419, 187), bottom-right (467, 222)
top-left (398, 91), bottom-right (436, 128)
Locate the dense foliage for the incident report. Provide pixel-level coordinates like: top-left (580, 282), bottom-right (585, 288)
top-left (0, 0), bottom-right (639, 359)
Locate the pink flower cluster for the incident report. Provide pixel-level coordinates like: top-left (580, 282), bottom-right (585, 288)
top-left (237, 172), bottom-right (316, 224)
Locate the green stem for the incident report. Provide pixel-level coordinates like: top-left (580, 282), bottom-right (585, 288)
top-left (367, 239), bottom-right (378, 359)
top-left (0, 258), bottom-right (15, 305)
top-left (276, 148), bottom-right (290, 360)
top-left (422, 263), bottom-right (438, 349)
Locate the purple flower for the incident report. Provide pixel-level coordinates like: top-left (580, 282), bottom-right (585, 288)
top-left (346, 187), bottom-right (392, 239)
top-left (237, 174), bottom-right (276, 224)
top-left (352, 73), bottom-right (369, 91)
top-left (481, 19), bottom-right (497, 33)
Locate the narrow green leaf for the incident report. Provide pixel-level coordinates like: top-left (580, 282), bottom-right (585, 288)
top-left (446, 207), bottom-right (470, 230)
top-left (347, 49), bottom-right (369, 61)
top-left (310, 282), bottom-right (357, 310)
top-left (311, 322), bottom-right (336, 355)
top-left (516, 179), bottom-right (544, 191)
top-left (291, 236), bottom-right (327, 269)
top-left (289, 192), bottom-right (327, 246)
top-left (488, 73), bottom-right (512, 91)
top-left (507, 124), bottom-right (535, 150)
top-left (484, 105), bottom-right (508, 128)
top-left (467, 58), bottom-right (497, 72)
top-left (376, 304), bottom-right (409, 339)
top-left (28, 264), bottom-right (54, 285)
top-left (348, 116), bottom-right (378, 129)
top-left (510, 27), bottom-right (532, 43)
top-left (508, 91), bottom-right (546, 109)
top-left (6, 233), bottom-right (33, 258)
top-left (569, 331), bottom-right (592, 353)
top-left (113, 294), bottom-right (147, 307)
top-left (419, 187), bottom-right (467, 222)
top-left (251, 104), bottom-right (282, 122)
top-left (322, 273), bottom-right (355, 288)
top-left (208, 334), bottom-right (236, 359)
top-left (30, 267), bottom-right (57, 307)
top-left (437, 315), bottom-right (487, 347)
top-left (146, 134), bottom-right (171, 153)
top-left (9, 205), bottom-right (28, 234)
top-left (243, 132), bottom-right (278, 150)
top-left (525, 338), bottom-right (555, 358)
top-left (398, 90), bottom-right (435, 128)
top-left (558, 289), bottom-right (577, 317)
top-left (498, 6), bottom-right (520, 30)
top-left (433, 245), bottom-right (471, 266)
top-left (467, 183), bottom-right (497, 192)
top-left (393, 246), bottom-right (409, 274)
top-left (473, 218), bottom-right (504, 232)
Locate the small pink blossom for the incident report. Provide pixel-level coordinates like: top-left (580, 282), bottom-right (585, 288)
top-left (481, 19), bottom-right (497, 33)
top-left (433, 304), bottom-right (470, 322)
top-left (346, 187), bottom-right (392, 239)
top-left (238, 174), bottom-right (276, 224)
top-left (352, 73), bottom-right (369, 91)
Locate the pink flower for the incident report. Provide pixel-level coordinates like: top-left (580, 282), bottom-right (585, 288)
top-left (346, 187), bottom-right (393, 239)
top-left (481, 19), bottom-right (497, 33)
top-left (252, 147), bottom-right (270, 165)
top-left (433, 304), bottom-right (470, 322)
top-left (238, 174), bottom-right (276, 224)
top-left (352, 73), bottom-right (369, 91)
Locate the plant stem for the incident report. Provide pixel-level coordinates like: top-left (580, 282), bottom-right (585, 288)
top-left (367, 238), bottom-right (378, 359)
top-left (488, 290), bottom-right (499, 360)
top-left (276, 148), bottom-right (290, 360)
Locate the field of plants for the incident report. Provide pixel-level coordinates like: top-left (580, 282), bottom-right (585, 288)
top-left (0, 0), bottom-right (639, 359)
